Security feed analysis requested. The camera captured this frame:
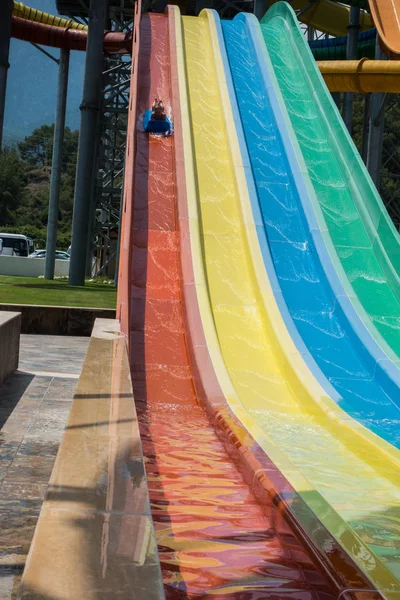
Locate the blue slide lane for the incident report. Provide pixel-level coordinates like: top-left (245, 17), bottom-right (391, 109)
top-left (219, 13), bottom-right (400, 448)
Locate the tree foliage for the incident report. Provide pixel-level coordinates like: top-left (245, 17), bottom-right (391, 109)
top-left (18, 124), bottom-right (79, 173)
top-left (0, 147), bottom-right (27, 225)
top-left (0, 124), bottom-right (79, 250)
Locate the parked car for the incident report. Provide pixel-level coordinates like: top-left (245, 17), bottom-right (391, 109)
top-left (29, 250), bottom-right (70, 260)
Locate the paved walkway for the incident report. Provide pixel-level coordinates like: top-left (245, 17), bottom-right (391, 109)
top-left (0, 335), bottom-right (89, 600)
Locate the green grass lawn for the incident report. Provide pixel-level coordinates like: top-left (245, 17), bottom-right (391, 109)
top-left (0, 276), bottom-right (117, 309)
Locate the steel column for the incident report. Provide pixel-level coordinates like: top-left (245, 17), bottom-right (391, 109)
top-left (361, 93), bottom-right (371, 163)
top-left (0, 0), bottom-right (13, 150)
top-left (331, 92), bottom-right (341, 110)
top-left (366, 37), bottom-right (386, 188)
top-left (69, 0), bottom-right (108, 286)
top-left (342, 7), bottom-right (360, 132)
top-left (254, 0), bottom-right (269, 20)
top-left (45, 49), bottom-right (70, 280)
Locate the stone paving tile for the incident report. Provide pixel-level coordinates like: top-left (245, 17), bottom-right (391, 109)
top-left (19, 335), bottom-right (89, 376)
top-left (0, 570), bottom-right (23, 600)
top-left (24, 411), bottom-right (70, 443)
top-left (0, 485), bottom-right (46, 600)
top-left (0, 442), bottom-right (20, 463)
top-left (0, 482), bottom-right (47, 501)
top-left (0, 495), bottom-right (44, 550)
top-left (4, 456), bottom-right (56, 485)
top-left (40, 398), bottom-right (72, 411)
top-left (0, 460), bottom-right (13, 485)
top-left (17, 439), bottom-right (60, 458)
top-left (0, 334), bottom-right (89, 600)
top-left (45, 378), bottom-right (79, 401)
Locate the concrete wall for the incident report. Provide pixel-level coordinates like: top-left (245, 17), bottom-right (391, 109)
top-left (0, 256), bottom-right (69, 277)
top-left (0, 311), bottom-right (21, 385)
top-left (0, 304), bottom-right (116, 336)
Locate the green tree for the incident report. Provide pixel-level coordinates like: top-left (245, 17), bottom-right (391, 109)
top-left (18, 124), bottom-right (54, 166)
top-left (0, 124), bottom-right (79, 249)
top-left (18, 124), bottom-right (79, 173)
top-left (0, 147), bottom-right (26, 226)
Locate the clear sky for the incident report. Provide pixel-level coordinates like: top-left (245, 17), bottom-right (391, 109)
top-left (4, 0), bottom-right (84, 145)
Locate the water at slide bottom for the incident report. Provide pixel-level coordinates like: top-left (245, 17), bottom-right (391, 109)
top-left (179, 11), bottom-right (400, 587)
top-left (129, 12), bottom-right (335, 599)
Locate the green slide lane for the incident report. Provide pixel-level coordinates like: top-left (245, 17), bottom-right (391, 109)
top-left (261, 2), bottom-right (400, 359)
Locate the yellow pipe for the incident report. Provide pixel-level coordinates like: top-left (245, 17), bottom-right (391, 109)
top-left (12, 1), bottom-right (87, 30)
top-left (268, 0), bottom-right (373, 36)
top-left (318, 58), bottom-right (400, 92)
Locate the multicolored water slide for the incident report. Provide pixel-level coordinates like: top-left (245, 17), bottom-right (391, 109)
top-left (117, 2), bottom-right (400, 597)
top-left (222, 14), bottom-right (400, 447)
top-left (117, 9), bottom-right (348, 598)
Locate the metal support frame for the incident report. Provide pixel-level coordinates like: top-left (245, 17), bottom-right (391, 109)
top-left (342, 7), bottom-right (360, 132)
top-left (366, 37), bottom-right (386, 189)
top-left (360, 93), bottom-right (371, 163)
top-left (30, 43), bottom-right (60, 64)
top-left (59, 0), bottom-right (134, 284)
top-left (45, 48), bottom-right (70, 280)
top-left (90, 54), bottom-right (131, 279)
top-left (253, 0), bottom-right (268, 20)
top-left (197, 0), bottom-right (253, 19)
top-left (331, 92), bottom-right (341, 110)
top-left (376, 93), bottom-right (400, 230)
top-left (69, 0), bottom-right (109, 286)
top-left (0, 0), bottom-right (13, 151)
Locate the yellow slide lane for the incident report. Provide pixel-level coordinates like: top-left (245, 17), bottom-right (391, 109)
top-left (176, 6), bottom-right (400, 590)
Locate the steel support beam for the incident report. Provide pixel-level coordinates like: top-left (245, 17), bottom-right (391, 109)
top-left (254, 0), bottom-right (269, 20)
top-left (361, 93), bottom-right (371, 164)
top-left (45, 49), bottom-right (70, 280)
top-left (342, 7), bottom-right (360, 133)
top-left (0, 0), bottom-right (13, 150)
top-left (69, 0), bottom-right (108, 286)
top-left (331, 92), bottom-right (341, 110)
top-left (366, 37), bottom-right (386, 189)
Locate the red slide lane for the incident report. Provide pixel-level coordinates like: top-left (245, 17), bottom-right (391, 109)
top-left (126, 11), bottom-right (337, 599)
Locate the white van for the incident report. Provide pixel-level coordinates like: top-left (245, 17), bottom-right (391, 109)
top-left (0, 233), bottom-right (34, 257)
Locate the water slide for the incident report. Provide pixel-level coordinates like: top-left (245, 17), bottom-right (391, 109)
top-left (267, 0), bottom-right (400, 56)
top-left (222, 10), bottom-right (400, 446)
top-left (11, 0), bottom-right (400, 595)
top-left (310, 28), bottom-right (377, 60)
top-left (10, 1), bottom-right (130, 53)
top-left (262, 3), bottom-right (400, 362)
top-left (219, 2), bottom-right (400, 584)
top-left (116, 7), bottom-right (347, 597)
top-left (115, 2), bottom-right (400, 597)
top-left (367, 0), bottom-right (400, 56)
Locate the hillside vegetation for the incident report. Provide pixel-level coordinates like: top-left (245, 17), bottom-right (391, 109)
top-left (0, 124), bottom-right (78, 250)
